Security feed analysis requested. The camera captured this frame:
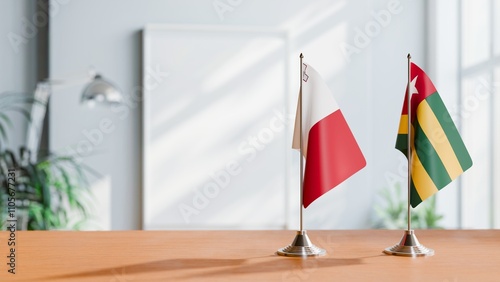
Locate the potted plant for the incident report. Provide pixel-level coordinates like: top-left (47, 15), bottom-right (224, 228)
top-left (0, 92), bottom-right (94, 230)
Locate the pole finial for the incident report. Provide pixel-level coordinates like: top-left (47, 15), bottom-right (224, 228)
top-left (407, 53), bottom-right (411, 59)
top-left (300, 53), bottom-right (304, 59)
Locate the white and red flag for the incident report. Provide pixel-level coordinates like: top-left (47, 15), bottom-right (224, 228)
top-left (293, 63), bottom-right (366, 208)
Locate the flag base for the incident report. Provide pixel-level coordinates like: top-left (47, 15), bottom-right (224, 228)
top-left (277, 230), bottom-right (326, 257)
top-left (383, 230), bottom-right (434, 257)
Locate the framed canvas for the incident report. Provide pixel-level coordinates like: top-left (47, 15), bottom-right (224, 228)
top-left (142, 24), bottom-right (291, 229)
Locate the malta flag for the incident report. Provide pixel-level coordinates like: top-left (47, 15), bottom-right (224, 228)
top-left (396, 62), bottom-right (473, 207)
top-left (293, 62), bottom-right (366, 208)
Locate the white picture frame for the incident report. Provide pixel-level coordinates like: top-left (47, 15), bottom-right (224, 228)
top-left (142, 24), bottom-right (291, 230)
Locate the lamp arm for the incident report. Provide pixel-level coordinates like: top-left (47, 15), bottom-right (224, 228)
top-left (43, 69), bottom-right (96, 91)
top-left (26, 69), bottom-right (95, 160)
top-left (25, 82), bottom-right (51, 162)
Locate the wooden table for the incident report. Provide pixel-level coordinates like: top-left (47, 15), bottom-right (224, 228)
top-left (0, 230), bottom-right (499, 281)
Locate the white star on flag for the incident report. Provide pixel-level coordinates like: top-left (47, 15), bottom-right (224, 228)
top-left (409, 75), bottom-right (419, 96)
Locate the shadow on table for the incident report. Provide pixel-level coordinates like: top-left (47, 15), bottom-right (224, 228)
top-left (180, 255), bottom-right (370, 280)
top-left (45, 258), bottom-right (249, 280)
top-left (45, 255), bottom-right (375, 280)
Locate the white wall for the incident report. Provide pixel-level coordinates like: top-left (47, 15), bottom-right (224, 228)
top-left (0, 0), bottom-right (38, 150)
top-left (49, 0), bottom-right (426, 230)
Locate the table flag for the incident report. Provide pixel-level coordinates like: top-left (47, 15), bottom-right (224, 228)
top-left (395, 62), bottom-right (473, 207)
top-left (292, 63), bottom-right (366, 208)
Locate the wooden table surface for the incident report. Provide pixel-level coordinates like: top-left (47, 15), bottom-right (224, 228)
top-left (0, 230), bottom-right (499, 281)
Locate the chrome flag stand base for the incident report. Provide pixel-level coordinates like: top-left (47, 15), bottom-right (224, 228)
top-left (277, 230), bottom-right (326, 257)
top-left (384, 230), bottom-right (434, 257)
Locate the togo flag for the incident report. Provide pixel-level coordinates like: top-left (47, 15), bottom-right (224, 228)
top-left (396, 62), bottom-right (473, 207)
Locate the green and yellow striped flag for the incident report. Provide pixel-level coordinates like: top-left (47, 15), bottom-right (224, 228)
top-left (396, 62), bottom-right (472, 208)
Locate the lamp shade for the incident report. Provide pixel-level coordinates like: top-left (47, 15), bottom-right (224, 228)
top-left (81, 74), bottom-right (122, 105)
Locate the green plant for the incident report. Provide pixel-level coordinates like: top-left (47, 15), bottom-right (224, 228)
top-left (0, 148), bottom-right (94, 230)
top-left (0, 92), bottom-right (94, 230)
top-left (373, 182), bottom-right (444, 229)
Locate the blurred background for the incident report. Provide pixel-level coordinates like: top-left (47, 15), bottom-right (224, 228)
top-left (0, 0), bottom-right (498, 230)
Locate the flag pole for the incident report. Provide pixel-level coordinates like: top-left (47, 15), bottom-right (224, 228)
top-left (277, 53), bottom-right (325, 257)
top-left (299, 53), bottom-right (304, 232)
top-left (406, 53), bottom-right (412, 232)
top-left (383, 53), bottom-right (434, 257)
